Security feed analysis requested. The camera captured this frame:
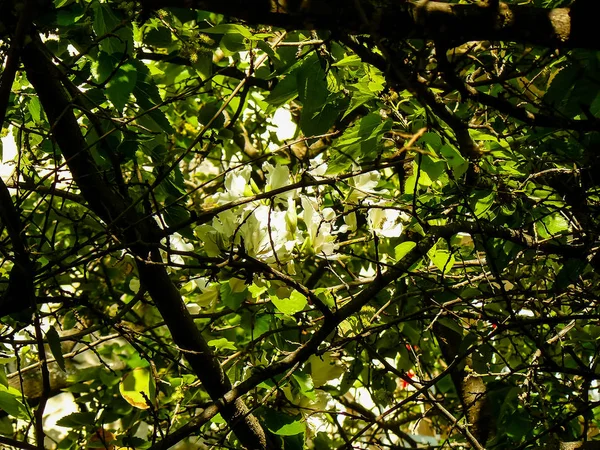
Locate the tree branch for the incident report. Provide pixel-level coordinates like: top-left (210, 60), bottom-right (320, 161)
top-left (140, 0), bottom-right (594, 50)
top-left (20, 35), bottom-right (269, 450)
top-left (137, 51), bottom-right (273, 90)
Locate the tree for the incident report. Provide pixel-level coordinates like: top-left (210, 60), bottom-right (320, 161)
top-left (1, 0), bottom-right (600, 448)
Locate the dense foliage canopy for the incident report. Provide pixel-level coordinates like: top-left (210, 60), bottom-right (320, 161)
top-left (2, 0), bottom-right (600, 449)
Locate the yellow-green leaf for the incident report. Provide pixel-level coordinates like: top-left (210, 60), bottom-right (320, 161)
top-left (394, 241), bottom-right (417, 261)
top-left (119, 367), bottom-right (156, 410)
top-left (309, 353), bottom-right (345, 387)
top-left (271, 290), bottom-right (307, 315)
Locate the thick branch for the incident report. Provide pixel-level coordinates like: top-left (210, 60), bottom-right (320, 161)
top-left (140, 0), bottom-right (595, 50)
top-left (20, 36), bottom-right (268, 450)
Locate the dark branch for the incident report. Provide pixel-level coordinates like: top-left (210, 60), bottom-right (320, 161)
top-left (140, 0), bottom-right (594, 50)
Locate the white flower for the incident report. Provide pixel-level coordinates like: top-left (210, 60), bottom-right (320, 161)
top-left (263, 162), bottom-right (296, 201)
top-left (214, 166), bottom-right (252, 204)
top-left (322, 207), bottom-right (336, 221)
top-left (285, 198), bottom-right (298, 234)
top-left (349, 171), bottom-right (381, 201)
top-left (161, 232), bottom-right (194, 266)
top-left (225, 166), bottom-right (251, 196)
top-left (367, 206), bottom-right (404, 238)
top-left (301, 196), bottom-right (338, 257)
top-left (359, 264), bottom-right (377, 278)
top-left (195, 209), bottom-right (245, 256)
top-left (240, 204), bottom-right (297, 263)
top-left (308, 153), bottom-right (328, 178)
top-left (213, 209), bottom-right (239, 238)
top-left (196, 200), bottom-right (299, 263)
top-left (342, 211), bottom-right (357, 233)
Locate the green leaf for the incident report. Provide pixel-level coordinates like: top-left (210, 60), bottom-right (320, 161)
top-left (394, 241), bottom-right (416, 261)
top-left (199, 24), bottom-right (253, 38)
top-left (169, 7), bottom-right (198, 23)
top-left (133, 82), bottom-right (173, 133)
top-left (119, 367), bottom-right (156, 410)
top-left (438, 317), bottom-right (464, 336)
top-left (545, 64), bottom-right (578, 109)
top-left (292, 370), bottom-right (316, 400)
top-left (0, 387), bottom-right (30, 420)
top-left (263, 409), bottom-right (306, 436)
top-left (211, 413), bottom-right (226, 424)
top-left (220, 32), bottom-right (248, 55)
top-left (342, 90), bottom-right (374, 120)
top-left (207, 338), bottom-right (237, 351)
top-left (309, 353), bottom-right (344, 387)
top-left (28, 97), bottom-right (42, 123)
top-left (313, 288), bottom-right (335, 308)
top-left (396, 344), bottom-right (413, 371)
top-left (536, 212), bottom-right (570, 239)
top-left (106, 62), bottom-right (138, 113)
top-left (470, 190), bottom-right (495, 218)
top-left (144, 27), bottom-right (172, 48)
top-left (220, 278), bottom-right (247, 310)
top-left (163, 203), bottom-right (192, 238)
top-left (297, 60), bottom-right (328, 110)
top-left (57, 4), bottom-right (85, 25)
top-left (56, 412), bottom-right (97, 428)
top-left (95, 51), bottom-right (117, 84)
top-left (271, 290), bottom-right (307, 315)
top-left (429, 248), bottom-right (455, 274)
top-left (555, 258), bottom-right (587, 290)
top-left (301, 96), bottom-right (344, 137)
top-left (265, 72), bottom-right (299, 107)
top-left (421, 154), bottom-right (446, 183)
top-left (46, 327), bottom-right (66, 372)
top-left (469, 129), bottom-right (499, 142)
top-left (198, 101), bottom-right (226, 129)
top-left (296, 55), bottom-right (342, 136)
top-left (62, 310), bottom-right (78, 330)
top-left (332, 54), bottom-right (362, 67)
top-left (440, 144), bottom-right (468, 177)
top-left (248, 282), bottom-right (268, 299)
top-left (92, 2), bottom-right (133, 55)
top-left (419, 132), bottom-right (442, 150)
top-left (327, 113), bottom-right (392, 174)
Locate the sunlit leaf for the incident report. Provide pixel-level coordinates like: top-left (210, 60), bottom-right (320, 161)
top-left (199, 23), bottom-right (253, 38)
top-left (271, 290), bottom-right (307, 315)
top-left (208, 338), bottom-right (237, 351)
top-left (119, 368), bottom-right (156, 410)
top-left (429, 249), bottom-right (455, 274)
top-left (309, 353), bottom-right (345, 387)
top-left (220, 278), bottom-right (247, 310)
top-left (394, 241), bottom-right (416, 261)
top-left (56, 412), bottom-right (97, 428)
top-left (263, 409), bottom-right (306, 436)
top-left (0, 386), bottom-right (29, 420)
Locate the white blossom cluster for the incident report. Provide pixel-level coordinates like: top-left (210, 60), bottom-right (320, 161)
top-left (188, 159), bottom-right (407, 271)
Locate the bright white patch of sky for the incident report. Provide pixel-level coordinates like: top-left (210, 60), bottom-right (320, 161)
top-left (1, 128), bottom-right (17, 182)
top-left (270, 107), bottom-right (296, 142)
